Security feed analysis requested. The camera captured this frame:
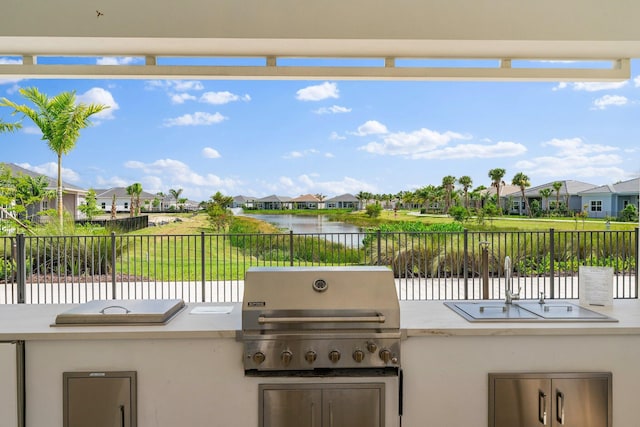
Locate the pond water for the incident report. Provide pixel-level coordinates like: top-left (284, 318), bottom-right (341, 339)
top-left (242, 213), bottom-right (362, 235)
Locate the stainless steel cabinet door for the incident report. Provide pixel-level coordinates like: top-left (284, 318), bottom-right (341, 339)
top-left (262, 388), bottom-right (323, 427)
top-left (63, 371), bottom-right (137, 427)
top-left (492, 378), bottom-right (551, 427)
top-left (323, 387), bottom-right (382, 427)
top-left (552, 377), bottom-right (610, 427)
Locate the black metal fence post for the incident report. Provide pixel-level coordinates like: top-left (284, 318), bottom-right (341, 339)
top-left (377, 230), bottom-right (382, 265)
top-left (480, 241), bottom-right (490, 299)
top-left (111, 231), bottom-right (117, 299)
top-left (201, 231), bottom-right (206, 302)
top-left (463, 229), bottom-right (469, 300)
top-left (635, 227), bottom-right (639, 297)
top-left (549, 228), bottom-right (555, 299)
top-left (16, 233), bottom-right (26, 304)
top-left (289, 230), bottom-right (294, 266)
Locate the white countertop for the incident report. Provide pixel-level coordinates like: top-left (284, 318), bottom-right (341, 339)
top-left (1, 300), bottom-right (640, 341)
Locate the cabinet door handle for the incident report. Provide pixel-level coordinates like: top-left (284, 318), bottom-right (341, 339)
top-left (556, 391), bottom-right (565, 425)
top-left (120, 405), bottom-right (125, 427)
top-left (538, 391), bottom-right (547, 425)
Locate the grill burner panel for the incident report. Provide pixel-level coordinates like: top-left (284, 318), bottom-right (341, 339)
top-left (241, 267), bottom-right (401, 373)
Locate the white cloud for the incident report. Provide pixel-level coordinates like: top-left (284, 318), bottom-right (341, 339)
top-left (553, 81), bottom-right (628, 92)
top-left (296, 82), bottom-right (339, 101)
top-left (411, 141), bottom-right (527, 160)
top-left (22, 126), bottom-right (42, 135)
top-left (163, 112), bottom-right (226, 127)
top-left (592, 95), bottom-right (628, 110)
top-left (17, 162), bottom-right (81, 183)
top-left (170, 93), bottom-right (197, 104)
top-left (358, 127), bottom-right (471, 158)
top-left (542, 138), bottom-right (618, 156)
top-left (0, 57), bottom-right (21, 65)
top-left (283, 149), bottom-right (320, 159)
top-left (96, 57), bottom-right (138, 65)
top-left (259, 174), bottom-right (376, 197)
top-left (124, 158), bottom-right (242, 199)
top-left (329, 132), bottom-right (346, 141)
top-left (199, 91), bottom-right (250, 105)
top-left (314, 105), bottom-right (352, 114)
top-left (324, 152), bottom-right (335, 158)
top-left (95, 175), bottom-right (130, 188)
top-left (76, 87), bottom-right (119, 120)
top-left (202, 147), bottom-right (221, 158)
top-left (635, 75), bottom-right (640, 87)
top-left (172, 81), bottom-right (204, 92)
top-left (352, 120), bottom-right (388, 136)
top-left (515, 138), bottom-right (625, 181)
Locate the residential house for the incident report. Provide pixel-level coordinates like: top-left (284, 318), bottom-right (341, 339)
top-left (515, 180), bottom-right (598, 215)
top-left (290, 194), bottom-right (322, 210)
top-left (255, 195), bottom-right (292, 210)
top-left (579, 177), bottom-right (640, 219)
top-left (95, 187), bottom-right (157, 214)
top-left (481, 184), bottom-right (521, 213)
top-left (324, 193), bottom-right (359, 209)
top-left (0, 162), bottom-right (87, 221)
top-left (232, 195), bottom-right (257, 209)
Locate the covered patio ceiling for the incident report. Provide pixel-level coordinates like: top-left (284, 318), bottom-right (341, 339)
top-left (1, 0), bottom-right (640, 81)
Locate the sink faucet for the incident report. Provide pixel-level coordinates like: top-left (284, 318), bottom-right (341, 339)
top-left (504, 256), bottom-right (520, 304)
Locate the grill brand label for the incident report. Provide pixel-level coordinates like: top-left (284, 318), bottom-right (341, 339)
top-left (247, 301), bottom-right (266, 307)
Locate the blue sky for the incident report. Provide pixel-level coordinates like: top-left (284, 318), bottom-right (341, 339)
top-left (1, 58), bottom-right (639, 201)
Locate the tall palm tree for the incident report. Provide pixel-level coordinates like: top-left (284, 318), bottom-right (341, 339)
top-left (126, 183), bottom-right (143, 216)
top-left (539, 188), bottom-right (553, 216)
top-left (416, 185), bottom-right (437, 214)
top-left (458, 175), bottom-right (473, 209)
top-left (441, 175), bottom-right (456, 213)
top-left (1, 88), bottom-right (108, 228)
top-left (511, 172), bottom-right (531, 217)
top-left (169, 188), bottom-right (183, 210)
top-left (488, 168), bottom-right (506, 215)
top-left (552, 181), bottom-right (563, 213)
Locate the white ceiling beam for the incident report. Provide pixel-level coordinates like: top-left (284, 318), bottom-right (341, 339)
top-left (0, 58), bottom-right (629, 81)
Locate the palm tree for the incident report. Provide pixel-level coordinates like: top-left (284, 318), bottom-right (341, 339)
top-left (488, 168), bottom-right (506, 215)
top-left (416, 185), bottom-right (437, 214)
top-left (511, 172), bottom-right (531, 217)
top-left (0, 119), bottom-right (22, 133)
top-left (126, 183), bottom-right (143, 216)
top-left (1, 88), bottom-right (108, 229)
top-left (458, 175), bottom-right (473, 209)
top-left (539, 188), bottom-right (553, 216)
top-left (169, 188), bottom-right (183, 210)
top-left (552, 181), bottom-right (563, 214)
top-left (441, 175), bottom-right (456, 213)
top-left (110, 194), bottom-right (117, 219)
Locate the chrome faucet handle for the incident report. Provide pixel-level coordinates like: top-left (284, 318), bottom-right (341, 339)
top-left (538, 292), bottom-right (546, 304)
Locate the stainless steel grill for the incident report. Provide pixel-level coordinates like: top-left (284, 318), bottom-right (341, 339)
top-left (241, 266), bottom-right (401, 374)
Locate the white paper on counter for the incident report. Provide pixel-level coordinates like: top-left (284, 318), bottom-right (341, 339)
top-left (190, 306), bottom-right (234, 314)
top-left (579, 266), bottom-right (614, 307)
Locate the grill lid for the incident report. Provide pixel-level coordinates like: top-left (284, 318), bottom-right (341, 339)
top-left (242, 266), bottom-right (400, 331)
top-left (54, 299), bottom-right (185, 326)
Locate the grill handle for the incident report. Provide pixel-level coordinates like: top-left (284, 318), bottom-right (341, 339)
top-left (258, 315), bottom-right (386, 324)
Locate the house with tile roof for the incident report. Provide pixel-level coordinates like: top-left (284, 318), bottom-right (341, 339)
top-left (579, 177), bottom-right (640, 219)
top-left (0, 162), bottom-right (87, 221)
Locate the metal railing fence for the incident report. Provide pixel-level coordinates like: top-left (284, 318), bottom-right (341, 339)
top-left (1, 228), bottom-right (637, 304)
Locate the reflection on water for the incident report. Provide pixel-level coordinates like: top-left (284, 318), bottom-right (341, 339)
top-left (242, 214), bottom-right (362, 234)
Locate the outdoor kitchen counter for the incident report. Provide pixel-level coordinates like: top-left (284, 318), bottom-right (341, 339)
top-left (0, 302), bottom-right (242, 341)
top-left (2, 299), bottom-right (640, 341)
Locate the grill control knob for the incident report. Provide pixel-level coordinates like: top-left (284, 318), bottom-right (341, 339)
top-left (305, 351), bottom-right (317, 364)
top-left (379, 349), bottom-right (392, 364)
top-left (366, 342), bottom-right (377, 353)
top-left (353, 350), bottom-right (365, 363)
top-left (252, 352), bottom-right (266, 365)
top-left (281, 351), bottom-right (293, 366)
top-left (329, 350), bottom-right (341, 363)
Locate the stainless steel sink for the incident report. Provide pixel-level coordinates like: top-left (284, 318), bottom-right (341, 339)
top-left (444, 301), bottom-right (617, 322)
